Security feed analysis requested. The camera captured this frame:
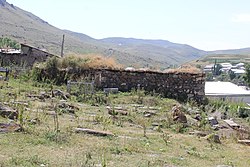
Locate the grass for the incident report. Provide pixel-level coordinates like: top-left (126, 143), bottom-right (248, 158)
top-left (0, 75), bottom-right (249, 167)
top-left (186, 53), bottom-right (250, 69)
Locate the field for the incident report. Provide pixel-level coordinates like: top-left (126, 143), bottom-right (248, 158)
top-left (0, 75), bottom-right (249, 167)
top-left (186, 54), bottom-right (250, 68)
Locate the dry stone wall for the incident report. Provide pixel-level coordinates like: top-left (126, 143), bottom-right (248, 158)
top-left (65, 69), bottom-right (205, 103)
top-left (0, 53), bottom-right (47, 67)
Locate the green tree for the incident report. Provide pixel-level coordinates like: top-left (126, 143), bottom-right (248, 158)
top-left (229, 70), bottom-right (236, 80)
top-left (0, 37), bottom-right (20, 49)
top-left (213, 64), bottom-right (222, 76)
top-left (244, 64), bottom-right (250, 86)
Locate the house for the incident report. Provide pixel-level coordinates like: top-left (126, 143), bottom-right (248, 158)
top-left (231, 69), bottom-right (246, 77)
top-left (0, 43), bottom-right (56, 67)
top-left (219, 63), bottom-right (232, 73)
top-left (21, 43), bottom-right (56, 64)
top-left (203, 64), bottom-right (214, 73)
top-left (205, 81), bottom-right (250, 103)
top-left (220, 63), bottom-right (232, 68)
top-left (236, 63), bottom-right (245, 68)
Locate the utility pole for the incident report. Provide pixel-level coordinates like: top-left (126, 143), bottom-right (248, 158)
top-left (61, 34), bottom-right (65, 57)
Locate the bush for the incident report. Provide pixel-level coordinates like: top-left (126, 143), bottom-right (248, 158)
top-left (0, 37), bottom-right (20, 49)
top-left (61, 54), bottom-right (121, 70)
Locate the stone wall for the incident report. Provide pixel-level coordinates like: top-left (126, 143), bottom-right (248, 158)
top-left (0, 44), bottom-right (55, 67)
top-left (0, 52), bottom-right (48, 67)
top-left (62, 68), bottom-right (205, 103)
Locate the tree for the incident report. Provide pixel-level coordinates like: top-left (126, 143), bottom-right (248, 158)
top-left (243, 64), bottom-right (250, 86)
top-left (0, 37), bottom-right (20, 49)
top-left (213, 64), bottom-right (222, 76)
top-left (229, 70), bottom-right (236, 80)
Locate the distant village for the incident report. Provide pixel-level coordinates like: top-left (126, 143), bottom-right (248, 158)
top-left (203, 62), bottom-right (246, 85)
top-left (204, 62), bottom-right (245, 75)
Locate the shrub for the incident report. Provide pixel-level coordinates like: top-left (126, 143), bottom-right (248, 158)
top-left (61, 54), bottom-right (121, 70)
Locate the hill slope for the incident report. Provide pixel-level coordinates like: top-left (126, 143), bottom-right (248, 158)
top-left (101, 38), bottom-right (206, 67)
top-left (2, 0), bottom-right (250, 68)
top-left (0, 0), bottom-right (106, 55)
top-left (210, 48), bottom-right (250, 55)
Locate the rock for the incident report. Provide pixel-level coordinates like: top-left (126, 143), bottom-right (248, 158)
top-left (194, 114), bottom-right (202, 121)
top-left (189, 130), bottom-right (208, 137)
top-left (75, 128), bottom-right (114, 137)
top-left (238, 140), bottom-right (250, 146)
top-left (224, 119), bottom-right (240, 129)
top-left (152, 122), bottom-right (163, 127)
top-left (144, 110), bottom-right (157, 116)
top-left (206, 134), bottom-right (221, 144)
top-left (0, 123), bottom-right (22, 133)
top-left (208, 117), bottom-right (218, 126)
top-left (213, 134), bottom-right (221, 144)
top-left (52, 89), bottom-right (70, 100)
top-left (107, 106), bottom-right (128, 116)
top-left (171, 105), bottom-right (187, 123)
top-left (58, 102), bottom-right (79, 114)
top-left (144, 113), bottom-right (152, 117)
top-left (0, 105), bottom-right (18, 119)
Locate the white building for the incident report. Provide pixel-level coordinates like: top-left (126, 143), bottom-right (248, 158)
top-left (205, 82), bottom-right (250, 103)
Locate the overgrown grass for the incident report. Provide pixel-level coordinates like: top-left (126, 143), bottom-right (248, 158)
top-left (0, 73), bottom-right (250, 167)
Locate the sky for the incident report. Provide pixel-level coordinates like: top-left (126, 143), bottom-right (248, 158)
top-left (6, 0), bottom-right (250, 51)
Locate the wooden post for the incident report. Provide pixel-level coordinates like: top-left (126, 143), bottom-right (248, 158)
top-left (61, 34), bottom-right (65, 57)
top-left (67, 80), bottom-right (71, 93)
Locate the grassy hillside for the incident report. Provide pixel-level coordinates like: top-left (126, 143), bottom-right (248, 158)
top-left (101, 38), bottom-right (206, 68)
top-left (0, 72), bottom-right (249, 166)
top-left (0, 1), bottom-right (106, 55)
top-left (210, 48), bottom-right (250, 55)
top-left (1, 0), bottom-right (250, 68)
top-left (0, 1), bottom-right (206, 68)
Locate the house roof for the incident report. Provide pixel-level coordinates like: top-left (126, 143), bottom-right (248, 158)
top-left (21, 43), bottom-right (59, 57)
top-left (205, 81), bottom-right (250, 97)
top-left (231, 69), bottom-right (246, 74)
top-left (0, 49), bottom-right (21, 54)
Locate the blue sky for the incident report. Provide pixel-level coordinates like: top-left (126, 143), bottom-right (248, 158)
top-left (7, 0), bottom-right (250, 51)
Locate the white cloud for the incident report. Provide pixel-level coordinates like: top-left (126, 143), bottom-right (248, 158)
top-left (232, 14), bottom-right (250, 23)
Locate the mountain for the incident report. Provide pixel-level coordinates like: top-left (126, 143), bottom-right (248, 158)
top-left (1, 0), bottom-right (249, 68)
top-left (0, 0), bottom-right (108, 54)
top-left (209, 47), bottom-right (250, 55)
top-left (101, 38), bottom-right (206, 67)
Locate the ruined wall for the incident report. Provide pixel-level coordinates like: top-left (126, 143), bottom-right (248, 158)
top-left (0, 46), bottom-right (53, 67)
top-left (64, 69), bottom-right (205, 103)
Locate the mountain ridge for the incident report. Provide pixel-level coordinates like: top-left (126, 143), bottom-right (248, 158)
top-left (1, 0), bottom-right (250, 68)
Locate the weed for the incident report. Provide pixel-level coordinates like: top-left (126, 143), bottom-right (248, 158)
top-left (171, 123), bottom-right (187, 133)
top-left (162, 132), bottom-right (171, 146)
top-left (8, 155), bottom-right (48, 166)
top-left (44, 131), bottom-right (69, 144)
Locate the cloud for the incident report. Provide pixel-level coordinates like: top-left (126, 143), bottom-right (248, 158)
top-left (232, 14), bottom-right (250, 23)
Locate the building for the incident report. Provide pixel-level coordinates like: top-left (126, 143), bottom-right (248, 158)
top-left (0, 43), bottom-right (56, 67)
top-left (203, 64), bottom-right (214, 73)
top-left (205, 81), bottom-right (250, 103)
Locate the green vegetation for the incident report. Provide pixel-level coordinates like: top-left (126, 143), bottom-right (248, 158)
top-left (0, 37), bottom-right (20, 49)
top-left (244, 64), bottom-right (250, 87)
top-left (0, 3), bottom-right (208, 68)
top-left (0, 68), bottom-right (249, 167)
top-left (197, 54), bottom-right (250, 65)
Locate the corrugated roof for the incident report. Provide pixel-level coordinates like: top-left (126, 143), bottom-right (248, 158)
top-left (205, 82), bottom-right (250, 96)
